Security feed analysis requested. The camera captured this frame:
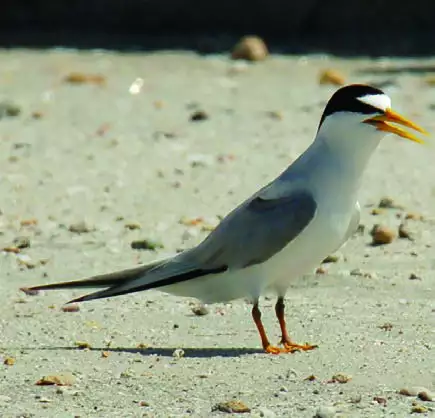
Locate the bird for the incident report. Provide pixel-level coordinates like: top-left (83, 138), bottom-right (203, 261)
top-left (24, 84), bottom-right (427, 354)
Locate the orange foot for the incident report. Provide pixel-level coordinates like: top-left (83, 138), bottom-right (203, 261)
top-left (264, 344), bottom-right (284, 354)
top-left (282, 341), bottom-right (318, 353)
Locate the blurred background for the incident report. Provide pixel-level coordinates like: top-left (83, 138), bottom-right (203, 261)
top-left (0, 0), bottom-right (434, 55)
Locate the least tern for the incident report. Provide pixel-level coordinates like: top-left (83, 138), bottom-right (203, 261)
top-left (25, 84), bottom-right (426, 354)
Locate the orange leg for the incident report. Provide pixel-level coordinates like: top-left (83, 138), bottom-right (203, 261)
top-left (252, 302), bottom-right (282, 354)
top-left (275, 297), bottom-right (318, 353)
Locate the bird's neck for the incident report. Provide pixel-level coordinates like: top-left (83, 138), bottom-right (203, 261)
top-left (290, 133), bottom-right (381, 196)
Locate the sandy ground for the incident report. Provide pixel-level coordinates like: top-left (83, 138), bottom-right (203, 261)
top-left (0, 49), bottom-right (434, 418)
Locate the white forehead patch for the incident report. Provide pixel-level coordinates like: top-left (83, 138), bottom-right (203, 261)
top-left (358, 94), bottom-right (391, 111)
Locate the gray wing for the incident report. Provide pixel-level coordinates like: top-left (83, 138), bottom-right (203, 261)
top-left (34, 188), bottom-right (317, 303)
top-left (191, 188), bottom-right (317, 269)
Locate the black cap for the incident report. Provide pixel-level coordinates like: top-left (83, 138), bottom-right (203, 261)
top-left (319, 84), bottom-right (385, 128)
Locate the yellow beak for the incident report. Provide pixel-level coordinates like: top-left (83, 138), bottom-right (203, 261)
top-left (364, 108), bottom-right (428, 144)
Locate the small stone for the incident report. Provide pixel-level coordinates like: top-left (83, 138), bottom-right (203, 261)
top-left (378, 197), bottom-right (402, 209)
top-left (124, 222), bottom-right (141, 230)
top-left (349, 394), bottom-right (362, 404)
top-left (266, 111), bottom-right (283, 121)
top-left (189, 110), bottom-right (209, 122)
top-left (328, 373), bottom-right (352, 384)
top-left (213, 400), bottom-right (251, 413)
top-left (409, 273), bottom-right (422, 281)
top-left (405, 212), bottom-right (424, 221)
top-left (75, 341), bottom-right (91, 349)
top-left (131, 239), bottom-right (163, 251)
top-left (373, 396), bottom-right (387, 406)
top-left (231, 36), bottom-right (268, 61)
top-left (63, 72), bottom-right (106, 86)
top-left (20, 218), bottom-right (38, 227)
top-left (139, 400), bottom-right (150, 407)
top-left (378, 322), bottom-right (393, 331)
top-left (418, 390), bottom-right (434, 402)
top-left (191, 304), bottom-right (209, 316)
top-left (304, 374), bottom-right (317, 381)
top-left (370, 224), bottom-right (395, 245)
top-left (120, 369), bottom-right (134, 378)
top-left (61, 304), bottom-right (80, 312)
top-left (371, 208), bottom-right (384, 216)
top-left (36, 372), bottom-right (75, 386)
top-left (411, 403), bottom-right (428, 413)
top-left (4, 357), bottom-right (15, 366)
top-left (68, 221), bottom-right (93, 234)
top-left (38, 397), bottom-right (52, 403)
top-left (398, 223), bottom-right (414, 241)
top-left (13, 236), bottom-right (30, 249)
top-left (0, 101), bottom-right (22, 117)
top-left (315, 267), bottom-right (327, 275)
top-left (101, 351), bottom-right (110, 358)
top-left (319, 69), bottom-right (345, 86)
top-left (322, 254), bottom-right (339, 263)
top-left (172, 348), bottom-right (185, 359)
top-left (31, 110), bottom-right (44, 119)
top-left (315, 406), bottom-right (336, 418)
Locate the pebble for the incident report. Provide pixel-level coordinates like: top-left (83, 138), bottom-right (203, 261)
top-left (418, 390), bottom-right (434, 402)
top-left (378, 196), bottom-right (402, 209)
top-left (4, 357), bottom-right (15, 366)
top-left (213, 400), bottom-right (251, 413)
top-left (13, 236), bottom-right (31, 249)
top-left (61, 304), bottom-right (80, 312)
top-left (0, 101), bottom-right (22, 117)
top-left (409, 273), bottom-right (422, 281)
top-left (63, 72), bottom-right (106, 86)
top-left (124, 221), bottom-right (141, 230)
top-left (36, 372), bottom-right (76, 386)
top-left (231, 36), bottom-right (268, 61)
top-left (318, 69), bottom-right (345, 86)
top-left (322, 254), bottom-right (339, 263)
top-left (328, 373), bottom-right (352, 384)
top-left (411, 403), bottom-right (428, 413)
top-left (398, 223), bottom-right (414, 241)
top-left (315, 405), bottom-right (336, 418)
top-left (191, 304), bottom-right (209, 316)
top-left (189, 110), bottom-right (209, 122)
top-left (68, 221), bottom-right (93, 234)
top-left (405, 212), bottom-right (424, 221)
top-left (131, 239), bottom-right (163, 251)
top-left (370, 224), bottom-right (395, 245)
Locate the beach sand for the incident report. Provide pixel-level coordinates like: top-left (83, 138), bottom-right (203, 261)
top-left (0, 49), bottom-right (434, 417)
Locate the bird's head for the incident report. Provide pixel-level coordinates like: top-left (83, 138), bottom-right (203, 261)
top-left (317, 84), bottom-right (427, 148)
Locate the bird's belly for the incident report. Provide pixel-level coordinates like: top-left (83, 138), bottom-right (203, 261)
top-left (159, 264), bottom-right (264, 304)
top-left (265, 208), bottom-right (351, 293)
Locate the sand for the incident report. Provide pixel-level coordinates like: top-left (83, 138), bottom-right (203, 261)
top-left (0, 49), bottom-right (434, 417)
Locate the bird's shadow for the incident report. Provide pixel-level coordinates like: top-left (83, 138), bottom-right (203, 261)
top-left (15, 345), bottom-right (264, 358)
